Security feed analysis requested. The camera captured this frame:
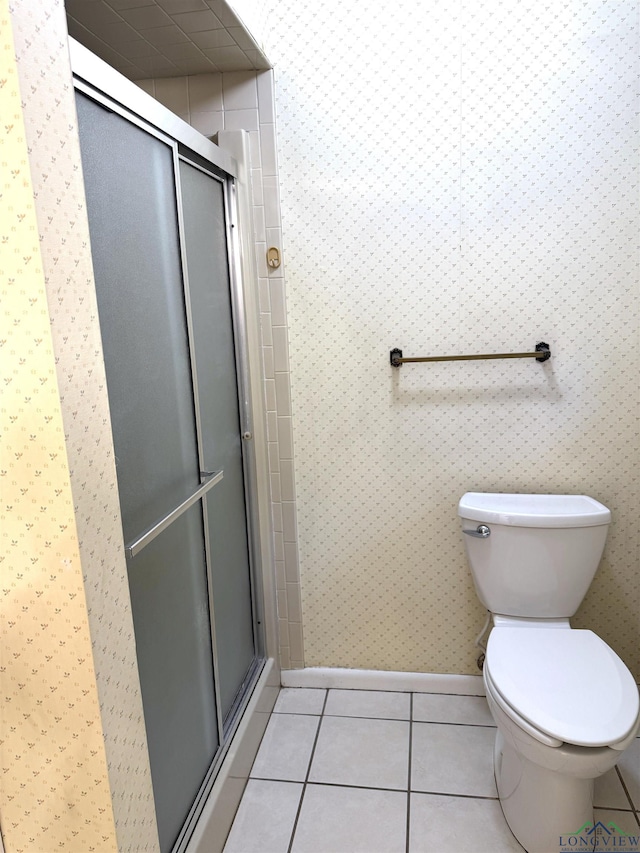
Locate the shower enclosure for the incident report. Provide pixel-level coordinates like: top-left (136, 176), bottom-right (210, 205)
top-left (74, 57), bottom-right (267, 853)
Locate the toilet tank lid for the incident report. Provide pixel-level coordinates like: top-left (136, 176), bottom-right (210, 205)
top-left (458, 493), bottom-right (611, 527)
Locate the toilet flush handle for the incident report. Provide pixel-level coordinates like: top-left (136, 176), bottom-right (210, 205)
top-left (463, 525), bottom-right (491, 538)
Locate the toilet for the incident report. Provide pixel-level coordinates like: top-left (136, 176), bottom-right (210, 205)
top-left (458, 493), bottom-right (640, 853)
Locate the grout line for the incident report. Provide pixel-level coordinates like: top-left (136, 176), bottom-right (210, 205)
top-left (274, 714), bottom-right (494, 728)
top-left (594, 805), bottom-right (640, 827)
top-left (308, 712), bottom-right (411, 722)
top-left (410, 719), bottom-right (495, 729)
top-left (286, 690), bottom-right (329, 853)
top-left (252, 777), bottom-right (410, 795)
top-left (595, 806), bottom-right (640, 813)
top-left (248, 776), bottom-right (500, 802)
top-left (272, 699), bottom-right (324, 712)
top-left (287, 687), bottom-right (487, 698)
top-left (410, 789), bottom-right (500, 801)
top-left (615, 765), bottom-right (639, 815)
top-left (406, 692), bottom-right (413, 853)
top-left (272, 710), bottom-right (323, 716)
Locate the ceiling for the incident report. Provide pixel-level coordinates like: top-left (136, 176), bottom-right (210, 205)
top-left (66, 0), bottom-right (271, 80)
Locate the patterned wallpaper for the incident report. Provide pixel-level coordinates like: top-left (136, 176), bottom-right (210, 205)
top-left (264, 0), bottom-right (640, 677)
top-left (0, 2), bottom-right (118, 848)
top-left (9, 0), bottom-right (160, 849)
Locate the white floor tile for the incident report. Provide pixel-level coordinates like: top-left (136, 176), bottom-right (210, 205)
top-left (592, 809), bottom-right (640, 845)
top-left (291, 784), bottom-right (407, 853)
top-left (250, 713), bottom-right (319, 782)
top-left (595, 767), bottom-right (634, 810)
top-left (309, 715), bottom-right (410, 790)
top-left (616, 738), bottom-right (640, 810)
top-left (409, 792), bottom-right (524, 852)
top-left (411, 722), bottom-right (497, 797)
top-left (274, 687), bottom-right (326, 715)
top-left (413, 693), bottom-right (495, 727)
top-left (325, 689), bottom-right (410, 720)
top-left (223, 779), bottom-right (303, 853)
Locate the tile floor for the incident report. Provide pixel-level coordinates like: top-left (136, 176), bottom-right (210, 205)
top-left (223, 688), bottom-right (640, 853)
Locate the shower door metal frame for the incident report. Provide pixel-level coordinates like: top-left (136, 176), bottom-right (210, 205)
top-left (72, 41), bottom-right (267, 853)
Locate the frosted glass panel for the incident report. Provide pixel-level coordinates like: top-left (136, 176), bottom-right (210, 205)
top-left (179, 161), bottom-right (256, 721)
top-left (75, 93), bottom-right (199, 543)
top-left (127, 505), bottom-right (218, 852)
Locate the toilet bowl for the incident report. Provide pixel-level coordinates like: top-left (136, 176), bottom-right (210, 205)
top-left (483, 624), bottom-right (639, 853)
top-left (458, 493), bottom-right (640, 853)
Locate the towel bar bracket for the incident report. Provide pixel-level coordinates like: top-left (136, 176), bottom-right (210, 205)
top-left (535, 342), bottom-right (552, 362)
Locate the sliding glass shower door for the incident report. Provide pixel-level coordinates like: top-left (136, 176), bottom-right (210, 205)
top-left (75, 89), bottom-right (261, 852)
top-left (179, 160), bottom-right (257, 721)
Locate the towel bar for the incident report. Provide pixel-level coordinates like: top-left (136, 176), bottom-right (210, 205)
top-left (390, 342), bottom-right (551, 367)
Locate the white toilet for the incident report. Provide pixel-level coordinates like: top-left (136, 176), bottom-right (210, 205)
top-left (458, 493), bottom-right (640, 853)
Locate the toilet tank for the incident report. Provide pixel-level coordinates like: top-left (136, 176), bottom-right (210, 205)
top-left (458, 493), bottom-right (611, 618)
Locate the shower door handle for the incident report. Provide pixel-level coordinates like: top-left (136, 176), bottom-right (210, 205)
top-left (463, 525), bottom-right (491, 539)
top-left (125, 470), bottom-right (224, 558)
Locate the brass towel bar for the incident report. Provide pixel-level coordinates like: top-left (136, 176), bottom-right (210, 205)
top-left (390, 342), bottom-right (551, 367)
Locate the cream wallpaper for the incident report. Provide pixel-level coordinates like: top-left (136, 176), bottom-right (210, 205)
top-left (0, 1), bottom-right (118, 848)
top-left (264, 0), bottom-right (640, 677)
top-left (9, 0), bottom-right (159, 849)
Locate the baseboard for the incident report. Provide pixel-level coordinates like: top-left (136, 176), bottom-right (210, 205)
top-left (281, 667), bottom-right (485, 696)
top-left (186, 657), bottom-right (280, 853)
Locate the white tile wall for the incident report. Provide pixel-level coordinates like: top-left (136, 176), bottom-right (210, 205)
top-left (66, 0), bottom-right (271, 78)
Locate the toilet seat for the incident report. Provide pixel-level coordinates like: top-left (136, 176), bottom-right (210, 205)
top-left (486, 628), bottom-right (640, 748)
top-left (484, 666), bottom-right (563, 747)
